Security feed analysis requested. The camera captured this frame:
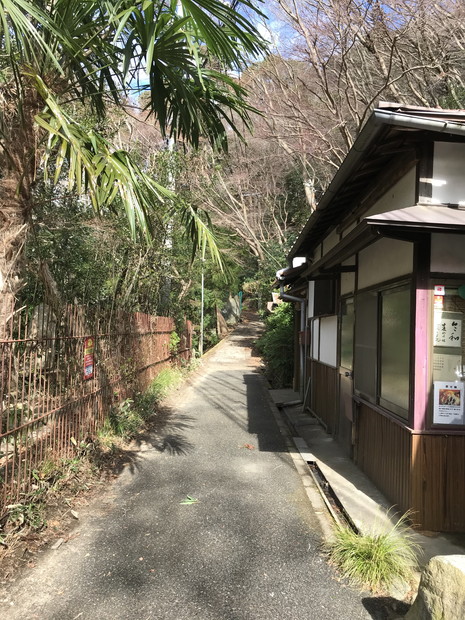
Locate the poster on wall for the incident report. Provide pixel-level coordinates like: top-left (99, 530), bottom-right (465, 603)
top-left (83, 336), bottom-right (95, 380)
top-left (433, 381), bottom-right (464, 425)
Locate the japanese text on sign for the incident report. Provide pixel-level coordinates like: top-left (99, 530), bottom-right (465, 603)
top-left (434, 317), bottom-right (462, 348)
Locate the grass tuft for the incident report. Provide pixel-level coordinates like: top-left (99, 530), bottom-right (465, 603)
top-left (326, 512), bottom-right (421, 592)
top-left (146, 367), bottom-right (184, 402)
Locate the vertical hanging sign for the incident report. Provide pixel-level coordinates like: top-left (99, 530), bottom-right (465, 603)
top-left (83, 336), bottom-right (95, 380)
top-left (434, 284), bottom-right (445, 310)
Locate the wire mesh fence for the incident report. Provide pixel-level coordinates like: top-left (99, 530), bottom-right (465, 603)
top-left (0, 299), bottom-right (192, 513)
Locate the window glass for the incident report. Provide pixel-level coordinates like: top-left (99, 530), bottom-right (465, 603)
top-left (380, 288), bottom-right (410, 416)
top-left (340, 298), bottom-right (354, 370)
top-left (431, 142), bottom-right (465, 205)
top-left (313, 279), bottom-right (336, 316)
top-left (354, 291), bottom-right (377, 401)
top-left (320, 316), bottom-right (338, 367)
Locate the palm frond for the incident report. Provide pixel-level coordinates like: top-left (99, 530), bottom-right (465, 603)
top-left (30, 73), bottom-right (224, 266)
top-left (121, 0), bottom-right (267, 146)
top-left (0, 0), bottom-right (64, 73)
top-left (179, 202), bottom-right (224, 270)
top-left (31, 74), bottom-right (171, 240)
top-left (178, 0), bottom-right (266, 67)
top-left (0, 0), bottom-right (266, 269)
top-left (0, 1), bottom-right (267, 146)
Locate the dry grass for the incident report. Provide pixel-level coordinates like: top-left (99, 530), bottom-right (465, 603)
top-left (326, 512), bottom-right (421, 592)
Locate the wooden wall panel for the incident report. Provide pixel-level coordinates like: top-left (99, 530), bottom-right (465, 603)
top-left (311, 374), bottom-right (465, 531)
top-left (356, 404), bottom-right (411, 514)
top-left (357, 406), bottom-right (465, 531)
top-left (411, 434), bottom-right (465, 532)
top-left (310, 361), bottom-right (337, 434)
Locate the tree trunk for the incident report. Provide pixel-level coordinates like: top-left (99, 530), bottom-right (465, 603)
top-left (0, 176), bottom-right (29, 341)
top-left (0, 89), bottom-right (38, 340)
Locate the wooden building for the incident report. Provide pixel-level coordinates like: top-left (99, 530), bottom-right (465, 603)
top-left (281, 104), bottom-right (465, 531)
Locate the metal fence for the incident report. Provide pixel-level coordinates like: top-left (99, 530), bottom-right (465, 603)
top-left (0, 301), bottom-right (192, 513)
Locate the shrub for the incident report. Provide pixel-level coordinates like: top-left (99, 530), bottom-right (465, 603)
top-left (256, 303), bottom-right (294, 388)
top-left (6, 500), bottom-right (46, 532)
top-left (104, 398), bottom-right (143, 439)
top-left (326, 513), bottom-right (421, 592)
top-left (169, 331), bottom-right (180, 353)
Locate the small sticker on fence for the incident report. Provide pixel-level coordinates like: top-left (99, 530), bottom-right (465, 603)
top-left (83, 336), bottom-right (95, 380)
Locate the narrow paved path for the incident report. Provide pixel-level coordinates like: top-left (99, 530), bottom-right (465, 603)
top-left (1, 319), bottom-right (372, 619)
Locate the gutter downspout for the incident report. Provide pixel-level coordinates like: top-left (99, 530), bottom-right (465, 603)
top-left (279, 284), bottom-right (306, 399)
top-left (373, 109), bottom-right (465, 136)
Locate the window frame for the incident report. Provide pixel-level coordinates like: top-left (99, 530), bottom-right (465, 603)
top-left (353, 279), bottom-right (412, 421)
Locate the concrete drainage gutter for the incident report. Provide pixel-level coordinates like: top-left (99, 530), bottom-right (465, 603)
top-left (306, 458), bottom-right (359, 533)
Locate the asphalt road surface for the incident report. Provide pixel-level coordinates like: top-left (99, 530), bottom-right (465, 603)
top-left (1, 318), bottom-right (375, 620)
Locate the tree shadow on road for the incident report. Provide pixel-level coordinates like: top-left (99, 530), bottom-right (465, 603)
top-left (99, 405), bottom-right (196, 479)
top-left (227, 325), bottom-right (264, 349)
top-left (193, 370), bottom-right (290, 455)
top-left (137, 405), bottom-right (195, 456)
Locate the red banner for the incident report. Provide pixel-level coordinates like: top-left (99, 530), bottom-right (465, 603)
top-left (83, 336), bottom-right (95, 380)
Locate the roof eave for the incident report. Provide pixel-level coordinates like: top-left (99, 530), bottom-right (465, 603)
top-left (288, 114), bottom-right (385, 260)
top-left (288, 110), bottom-right (465, 260)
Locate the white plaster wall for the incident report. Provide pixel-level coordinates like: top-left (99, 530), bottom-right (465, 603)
top-left (322, 229), bottom-right (340, 256)
top-left (431, 142), bottom-right (465, 205)
top-left (341, 259), bottom-right (356, 295)
top-left (341, 272), bottom-right (355, 295)
top-left (358, 238), bottom-right (413, 289)
top-left (307, 281), bottom-right (315, 318)
top-left (319, 316), bottom-right (338, 367)
top-left (292, 256), bottom-right (307, 267)
top-left (364, 167), bottom-right (416, 217)
top-left (431, 234), bottom-right (465, 273)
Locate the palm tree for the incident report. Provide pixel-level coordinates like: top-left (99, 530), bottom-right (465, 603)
top-left (0, 0), bottom-right (266, 332)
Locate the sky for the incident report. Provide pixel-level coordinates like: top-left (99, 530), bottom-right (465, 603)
top-left (252, 1), bottom-right (296, 55)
